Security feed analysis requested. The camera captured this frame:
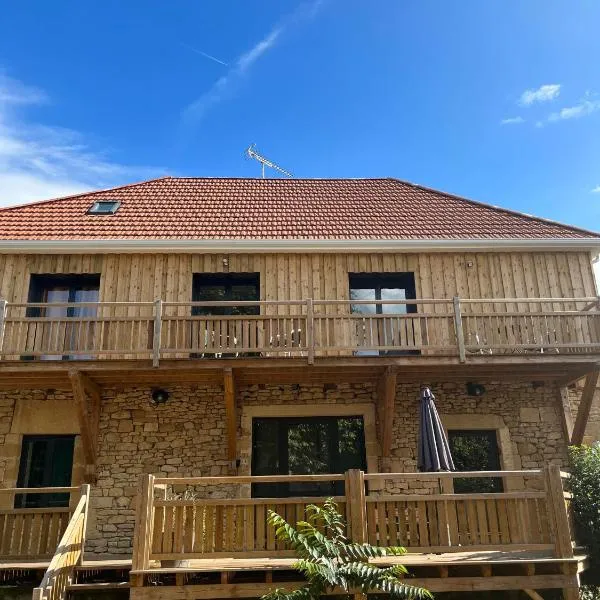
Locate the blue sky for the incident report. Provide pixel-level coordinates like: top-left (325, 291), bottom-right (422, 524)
top-left (0, 0), bottom-right (599, 232)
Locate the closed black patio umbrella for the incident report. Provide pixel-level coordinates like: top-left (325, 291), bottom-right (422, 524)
top-left (417, 387), bottom-right (455, 472)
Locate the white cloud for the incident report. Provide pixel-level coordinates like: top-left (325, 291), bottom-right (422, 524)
top-left (500, 116), bottom-right (525, 125)
top-left (0, 72), bottom-right (162, 207)
top-left (519, 84), bottom-right (561, 106)
top-left (548, 97), bottom-right (600, 122)
top-left (182, 0), bottom-right (323, 124)
top-left (591, 185), bottom-right (600, 194)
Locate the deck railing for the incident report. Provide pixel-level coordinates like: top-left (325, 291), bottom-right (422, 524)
top-left (0, 297), bottom-right (599, 365)
top-left (131, 466), bottom-right (574, 573)
top-left (32, 484), bottom-right (90, 600)
top-left (0, 486), bottom-right (84, 561)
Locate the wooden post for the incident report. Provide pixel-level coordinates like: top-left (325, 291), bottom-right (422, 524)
top-left (378, 367), bottom-right (397, 458)
top-left (152, 299), bottom-right (163, 368)
top-left (132, 474), bottom-right (155, 576)
top-left (557, 386), bottom-right (574, 444)
top-left (452, 296), bottom-right (466, 363)
top-left (223, 368), bottom-right (237, 466)
top-left (306, 298), bottom-right (314, 365)
top-left (69, 370), bottom-right (99, 482)
top-left (79, 483), bottom-right (91, 565)
top-left (345, 469), bottom-right (366, 544)
top-left (571, 369), bottom-right (599, 445)
top-left (0, 299), bottom-right (6, 358)
top-left (544, 464), bottom-right (574, 559)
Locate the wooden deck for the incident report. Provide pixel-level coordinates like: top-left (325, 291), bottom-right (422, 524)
top-left (126, 467), bottom-right (581, 598)
top-left (0, 468), bottom-right (584, 598)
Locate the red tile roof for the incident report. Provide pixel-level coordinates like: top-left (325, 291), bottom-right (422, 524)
top-left (0, 177), bottom-right (596, 240)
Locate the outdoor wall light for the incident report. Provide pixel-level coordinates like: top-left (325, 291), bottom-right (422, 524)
top-left (151, 388), bottom-right (170, 405)
top-left (466, 382), bottom-right (486, 397)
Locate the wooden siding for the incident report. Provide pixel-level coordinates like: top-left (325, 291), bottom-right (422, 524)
top-left (0, 252), bottom-right (596, 306)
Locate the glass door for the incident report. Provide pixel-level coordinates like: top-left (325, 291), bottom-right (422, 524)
top-left (251, 416), bottom-right (366, 497)
top-left (27, 275), bottom-right (100, 360)
top-left (15, 435), bottom-right (75, 508)
top-left (349, 273), bottom-right (417, 355)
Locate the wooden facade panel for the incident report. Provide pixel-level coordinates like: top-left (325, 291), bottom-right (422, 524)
top-left (0, 252), bottom-right (595, 305)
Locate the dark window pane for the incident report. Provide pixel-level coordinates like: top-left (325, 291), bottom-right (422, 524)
top-left (252, 416), bottom-right (366, 498)
top-left (16, 435), bottom-right (75, 508)
top-left (192, 274), bottom-right (260, 316)
top-left (449, 430), bottom-right (503, 493)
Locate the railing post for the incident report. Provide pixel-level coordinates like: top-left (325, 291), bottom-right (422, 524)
top-left (152, 299), bottom-right (163, 368)
top-left (306, 299), bottom-right (314, 365)
top-left (0, 299), bottom-right (6, 358)
top-left (544, 464), bottom-right (574, 558)
top-left (453, 296), bottom-right (466, 363)
top-left (132, 474), bottom-right (155, 576)
top-left (79, 483), bottom-right (91, 565)
top-left (345, 469), bottom-right (366, 544)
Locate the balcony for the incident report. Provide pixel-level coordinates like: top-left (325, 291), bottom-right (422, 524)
top-left (0, 297), bottom-right (598, 367)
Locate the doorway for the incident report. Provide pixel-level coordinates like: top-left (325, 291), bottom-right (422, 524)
top-left (251, 416), bottom-right (366, 497)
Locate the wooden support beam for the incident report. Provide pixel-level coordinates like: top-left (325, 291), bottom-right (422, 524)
top-left (68, 370), bottom-right (101, 482)
top-left (223, 369), bottom-right (237, 465)
top-left (557, 386), bottom-right (574, 444)
top-left (571, 369), bottom-right (599, 445)
top-left (378, 367), bottom-right (397, 458)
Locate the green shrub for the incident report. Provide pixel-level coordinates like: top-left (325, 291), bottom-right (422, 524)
top-left (260, 498), bottom-right (431, 599)
top-left (569, 444), bottom-right (600, 588)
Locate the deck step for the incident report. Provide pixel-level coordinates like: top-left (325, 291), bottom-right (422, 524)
top-left (67, 581), bottom-right (130, 596)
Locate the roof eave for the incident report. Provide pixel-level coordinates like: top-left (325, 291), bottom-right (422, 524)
top-left (0, 238), bottom-right (599, 254)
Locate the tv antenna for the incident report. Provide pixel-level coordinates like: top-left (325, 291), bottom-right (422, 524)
top-left (245, 144), bottom-right (293, 179)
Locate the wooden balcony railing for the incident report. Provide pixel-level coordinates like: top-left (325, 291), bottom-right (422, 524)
top-left (0, 486), bottom-right (87, 563)
top-left (0, 297), bottom-right (599, 365)
top-left (131, 466), bottom-right (574, 573)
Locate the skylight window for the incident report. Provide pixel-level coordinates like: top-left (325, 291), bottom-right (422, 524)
top-left (87, 200), bottom-right (120, 215)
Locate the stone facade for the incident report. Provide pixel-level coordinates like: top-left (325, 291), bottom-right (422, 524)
top-left (0, 379), bottom-right (594, 555)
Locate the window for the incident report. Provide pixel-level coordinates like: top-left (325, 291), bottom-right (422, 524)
top-left (27, 274), bottom-right (101, 360)
top-left (87, 200), bottom-right (120, 215)
top-left (448, 429), bottom-right (503, 493)
top-left (192, 273), bottom-right (260, 316)
top-left (349, 273), bottom-right (417, 355)
top-left (15, 435), bottom-right (75, 508)
top-left (349, 273), bottom-right (416, 315)
top-left (252, 416), bottom-right (366, 498)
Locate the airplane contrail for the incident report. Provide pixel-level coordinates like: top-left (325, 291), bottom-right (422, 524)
top-left (180, 43), bottom-right (228, 66)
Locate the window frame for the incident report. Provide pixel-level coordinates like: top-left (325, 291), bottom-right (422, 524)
top-left (87, 200), bottom-right (120, 215)
top-left (15, 434), bottom-right (75, 508)
top-left (447, 428), bottom-right (503, 493)
top-left (348, 272), bottom-right (417, 314)
top-left (251, 415), bottom-right (367, 498)
top-left (192, 272), bottom-right (261, 315)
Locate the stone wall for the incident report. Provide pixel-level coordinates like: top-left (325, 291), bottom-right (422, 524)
top-left (90, 384), bottom-right (230, 555)
top-left (0, 379), bottom-right (584, 555)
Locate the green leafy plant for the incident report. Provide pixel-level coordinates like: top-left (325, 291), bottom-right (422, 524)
top-left (261, 498), bottom-right (431, 600)
top-left (569, 444), bottom-right (600, 590)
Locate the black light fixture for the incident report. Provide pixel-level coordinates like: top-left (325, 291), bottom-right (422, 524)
top-left (151, 388), bottom-right (169, 405)
top-left (466, 382), bottom-right (486, 397)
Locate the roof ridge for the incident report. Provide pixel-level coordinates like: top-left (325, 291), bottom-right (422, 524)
top-left (390, 178), bottom-right (600, 238)
top-left (0, 176), bottom-right (173, 213)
